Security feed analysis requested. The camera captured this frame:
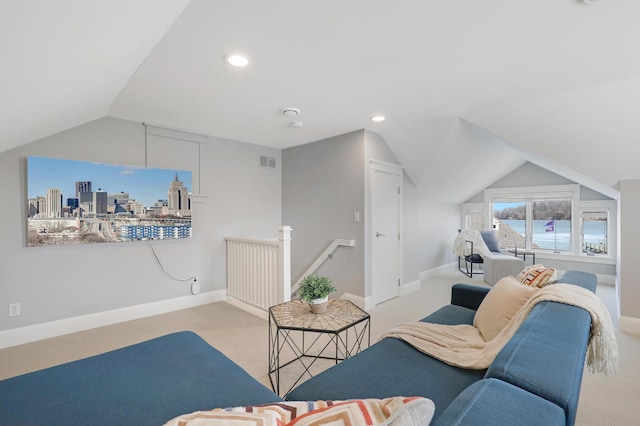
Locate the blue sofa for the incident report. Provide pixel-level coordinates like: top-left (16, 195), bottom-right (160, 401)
top-left (0, 331), bottom-right (283, 425)
top-left (286, 270), bottom-right (598, 425)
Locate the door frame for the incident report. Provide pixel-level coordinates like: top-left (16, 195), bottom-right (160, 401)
top-left (368, 159), bottom-right (403, 306)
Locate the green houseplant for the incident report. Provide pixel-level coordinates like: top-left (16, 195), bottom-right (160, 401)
top-left (298, 275), bottom-right (336, 314)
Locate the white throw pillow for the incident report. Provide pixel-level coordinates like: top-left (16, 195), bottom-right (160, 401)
top-left (473, 276), bottom-right (538, 341)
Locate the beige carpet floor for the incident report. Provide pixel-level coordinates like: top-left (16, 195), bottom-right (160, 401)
top-left (1, 270), bottom-right (638, 425)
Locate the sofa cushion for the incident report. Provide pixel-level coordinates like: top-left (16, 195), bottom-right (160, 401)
top-left (480, 231), bottom-right (502, 253)
top-left (433, 379), bottom-right (566, 426)
top-left (285, 334), bottom-right (485, 421)
top-left (556, 269), bottom-right (597, 293)
top-left (516, 264), bottom-right (557, 287)
top-left (423, 304), bottom-right (477, 326)
top-left (473, 276), bottom-right (537, 341)
top-left (0, 332), bottom-right (282, 426)
top-left (485, 302), bottom-right (591, 426)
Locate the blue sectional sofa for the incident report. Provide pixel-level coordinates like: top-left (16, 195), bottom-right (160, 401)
top-left (0, 270), bottom-right (597, 425)
top-left (286, 270), bottom-right (598, 425)
top-left (0, 331), bottom-right (283, 425)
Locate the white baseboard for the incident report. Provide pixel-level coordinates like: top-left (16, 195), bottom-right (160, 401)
top-left (419, 262), bottom-right (457, 281)
top-left (400, 280), bottom-right (421, 296)
top-left (226, 297), bottom-right (268, 321)
top-left (618, 316), bottom-right (640, 335)
top-left (0, 290), bottom-right (227, 350)
top-left (341, 280), bottom-right (420, 312)
top-left (596, 274), bottom-right (616, 286)
top-left (340, 293), bottom-right (374, 311)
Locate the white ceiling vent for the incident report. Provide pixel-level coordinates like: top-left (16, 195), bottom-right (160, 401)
top-left (259, 155), bottom-right (276, 169)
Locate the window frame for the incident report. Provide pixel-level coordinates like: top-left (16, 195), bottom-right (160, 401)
top-left (579, 200), bottom-right (617, 258)
top-left (485, 185), bottom-right (581, 254)
top-left (467, 185), bottom-right (617, 260)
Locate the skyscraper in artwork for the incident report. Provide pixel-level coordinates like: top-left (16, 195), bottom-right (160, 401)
top-left (168, 174), bottom-right (190, 215)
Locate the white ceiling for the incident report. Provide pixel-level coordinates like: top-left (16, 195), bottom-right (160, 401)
top-left (3, 0), bottom-right (639, 201)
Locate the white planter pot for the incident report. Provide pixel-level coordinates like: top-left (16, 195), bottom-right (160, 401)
top-left (309, 296), bottom-right (329, 314)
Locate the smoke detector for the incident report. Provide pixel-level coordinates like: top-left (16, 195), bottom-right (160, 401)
top-left (281, 108), bottom-right (300, 117)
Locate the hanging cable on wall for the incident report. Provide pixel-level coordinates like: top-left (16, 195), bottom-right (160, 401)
top-left (147, 240), bottom-right (195, 282)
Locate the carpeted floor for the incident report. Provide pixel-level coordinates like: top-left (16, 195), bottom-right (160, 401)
top-left (0, 270), bottom-right (638, 425)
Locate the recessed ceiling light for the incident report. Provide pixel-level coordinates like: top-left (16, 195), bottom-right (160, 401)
top-left (225, 54), bottom-right (249, 67)
top-left (371, 115), bottom-right (386, 122)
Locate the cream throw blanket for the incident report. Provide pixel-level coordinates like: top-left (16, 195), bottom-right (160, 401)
top-left (382, 284), bottom-right (618, 374)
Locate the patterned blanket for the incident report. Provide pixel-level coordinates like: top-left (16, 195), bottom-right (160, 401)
top-left (164, 396), bottom-right (435, 425)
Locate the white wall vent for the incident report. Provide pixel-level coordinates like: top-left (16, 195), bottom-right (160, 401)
top-left (259, 156), bottom-right (276, 169)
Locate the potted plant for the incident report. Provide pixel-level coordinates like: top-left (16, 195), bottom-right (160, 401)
top-left (298, 275), bottom-right (336, 314)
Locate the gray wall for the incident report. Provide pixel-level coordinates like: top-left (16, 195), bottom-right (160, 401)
top-left (467, 162), bottom-right (613, 202)
top-left (364, 130), bottom-right (400, 164)
top-left (282, 131), bottom-right (365, 297)
top-left (489, 162), bottom-right (575, 188)
top-left (619, 179), bottom-right (640, 320)
top-left (0, 117), bottom-right (281, 332)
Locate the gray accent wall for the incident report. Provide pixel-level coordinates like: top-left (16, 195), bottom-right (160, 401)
top-left (0, 117), bottom-right (281, 332)
top-left (466, 162), bottom-right (614, 202)
top-left (489, 162), bottom-right (575, 188)
top-left (282, 131), bottom-right (365, 297)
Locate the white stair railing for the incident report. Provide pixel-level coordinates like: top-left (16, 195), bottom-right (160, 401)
top-left (291, 239), bottom-right (356, 294)
top-left (225, 226), bottom-right (291, 318)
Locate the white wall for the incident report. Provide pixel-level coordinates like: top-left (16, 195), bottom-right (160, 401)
top-left (404, 188), bottom-right (461, 280)
top-left (619, 179), bottom-right (640, 321)
top-left (0, 117), bottom-right (281, 333)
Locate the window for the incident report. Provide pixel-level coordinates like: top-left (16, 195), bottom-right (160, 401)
top-left (461, 204), bottom-right (485, 231)
top-left (581, 210), bottom-right (608, 255)
top-left (492, 201), bottom-right (526, 250)
top-left (486, 185), bottom-right (578, 253)
top-left (532, 199), bottom-right (572, 252)
top-left (476, 185), bottom-right (616, 259)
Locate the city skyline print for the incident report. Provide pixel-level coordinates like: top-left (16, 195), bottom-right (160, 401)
top-left (27, 156), bottom-right (192, 247)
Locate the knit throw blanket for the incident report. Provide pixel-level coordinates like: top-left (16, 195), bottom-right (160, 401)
top-left (382, 284), bottom-right (618, 374)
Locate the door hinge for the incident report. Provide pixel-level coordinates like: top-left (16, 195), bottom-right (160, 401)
top-left (398, 278), bottom-right (401, 286)
top-left (397, 187), bottom-right (401, 195)
top-left (398, 233), bottom-right (401, 240)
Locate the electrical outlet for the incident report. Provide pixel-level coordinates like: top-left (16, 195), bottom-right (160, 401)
top-left (9, 303), bottom-right (20, 317)
top-left (191, 278), bottom-right (200, 295)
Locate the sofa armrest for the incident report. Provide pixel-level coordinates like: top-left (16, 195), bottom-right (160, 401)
top-left (433, 379), bottom-right (565, 426)
top-left (451, 283), bottom-right (490, 311)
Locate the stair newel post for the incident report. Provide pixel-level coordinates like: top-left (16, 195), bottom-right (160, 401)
top-left (278, 226), bottom-right (292, 303)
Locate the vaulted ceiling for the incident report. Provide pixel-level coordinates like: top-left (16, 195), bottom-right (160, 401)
top-left (3, 0), bottom-right (639, 202)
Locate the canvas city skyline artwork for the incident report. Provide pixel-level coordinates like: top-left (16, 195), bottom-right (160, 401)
top-left (27, 156), bottom-right (192, 247)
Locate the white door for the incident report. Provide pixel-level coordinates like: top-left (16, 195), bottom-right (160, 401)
top-left (370, 162), bottom-right (402, 305)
